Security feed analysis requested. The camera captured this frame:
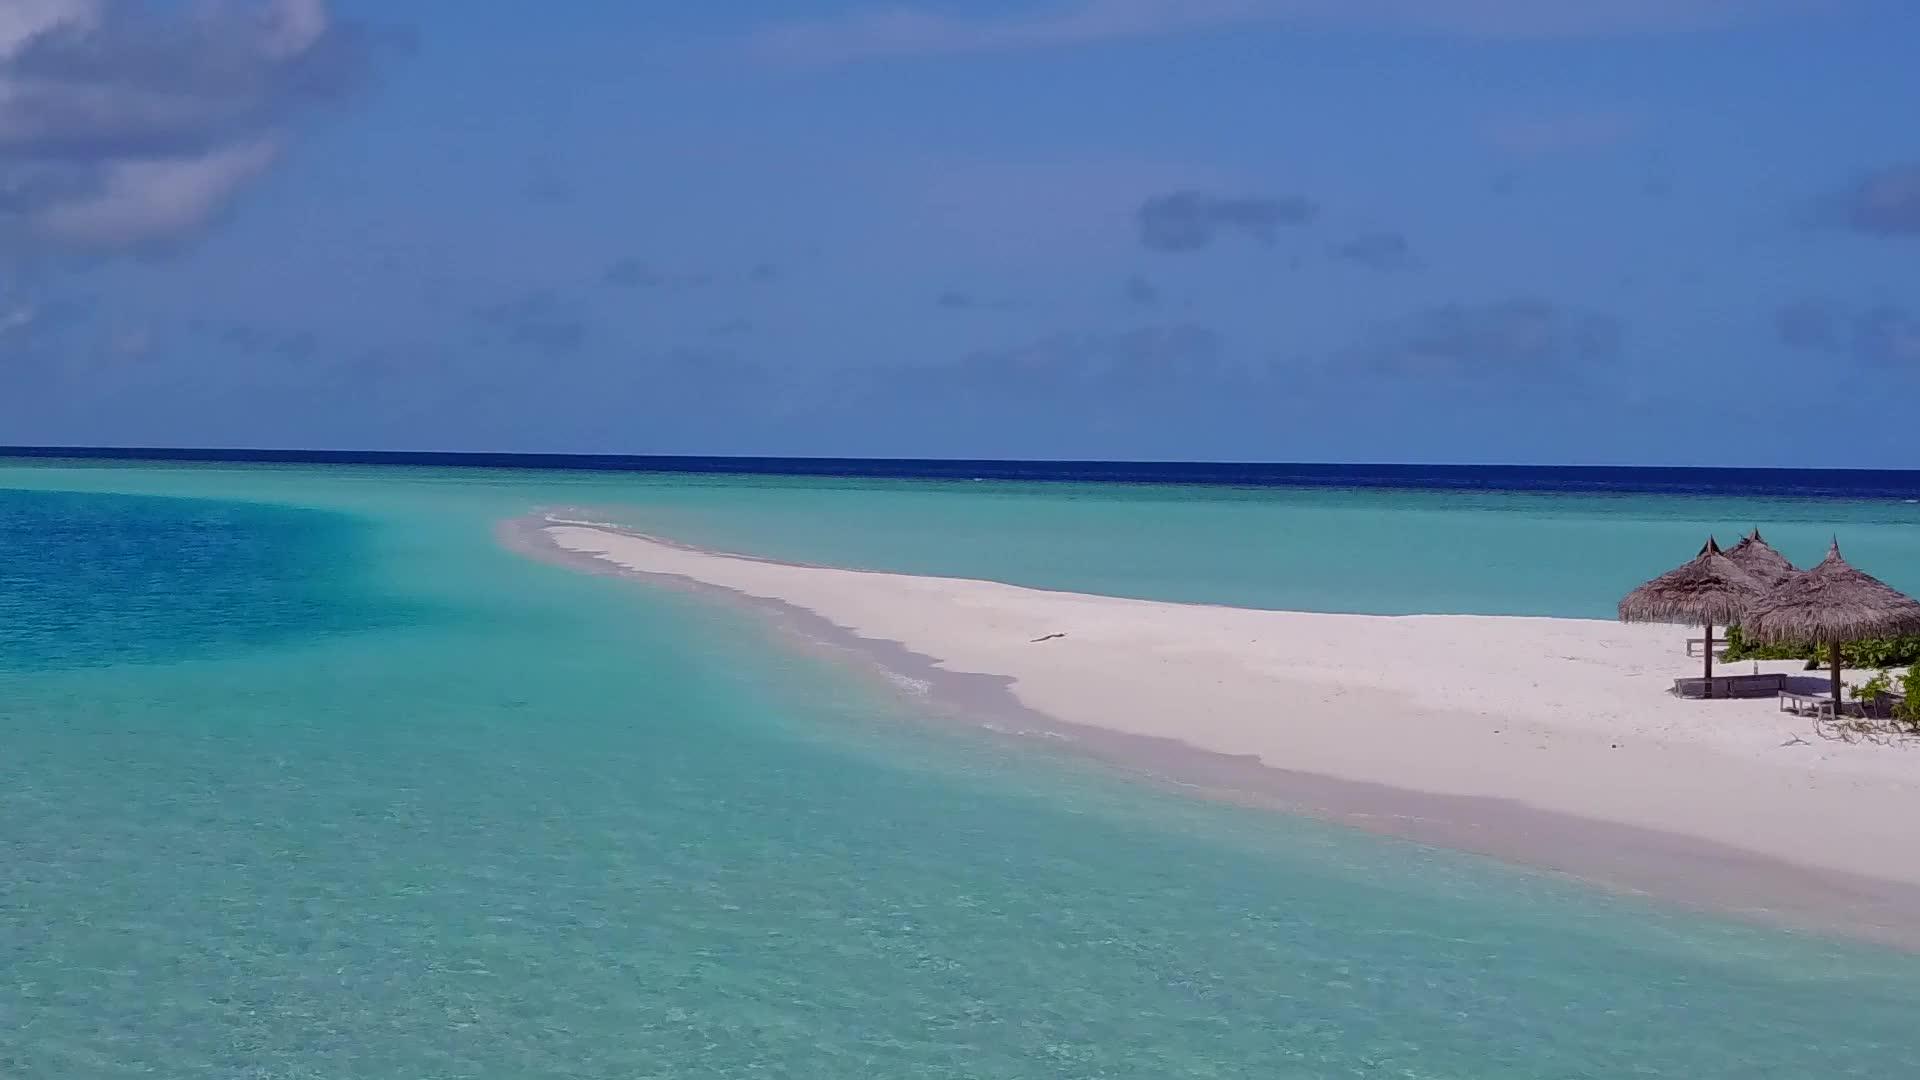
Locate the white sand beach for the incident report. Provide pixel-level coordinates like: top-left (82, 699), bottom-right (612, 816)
top-left (529, 516), bottom-right (1920, 943)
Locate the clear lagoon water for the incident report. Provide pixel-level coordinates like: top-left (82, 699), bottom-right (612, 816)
top-left (5, 458), bottom-right (1920, 1077)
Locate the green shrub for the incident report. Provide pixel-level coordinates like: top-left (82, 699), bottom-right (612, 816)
top-left (1720, 624), bottom-right (1805, 662)
top-left (1722, 625), bottom-right (1920, 669)
top-left (1899, 668), bottom-right (1920, 734)
top-left (1850, 671), bottom-right (1894, 703)
top-left (1846, 636), bottom-right (1920, 669)
top-left (1847, 667), bottom-right (1920, 734)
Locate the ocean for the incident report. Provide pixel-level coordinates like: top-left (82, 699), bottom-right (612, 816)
top-left (5, 455), bottom-right (1920, 1077)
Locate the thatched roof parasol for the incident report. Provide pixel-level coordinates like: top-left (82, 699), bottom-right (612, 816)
top-left (1619, 536), bottom-right (1769, 696)
top-left (1745, 541), bottom-right (1920, 645)
top-left (1618, 536), bottom-right (1766, 628)
top-left (1723, 529), bottom-right (1798, 588)
top-left (1745, 540), bottom-right (1920, 703)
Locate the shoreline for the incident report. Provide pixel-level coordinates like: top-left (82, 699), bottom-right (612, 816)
top-left (504, 512), bottom-right (1920, 949)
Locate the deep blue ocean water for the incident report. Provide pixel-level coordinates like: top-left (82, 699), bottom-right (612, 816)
top-left (0, 489), bottom-right (408, 671)
top-left (10, 445), bottom-right (1920, 499)
top-left (5, 456), bottom-right (1920, 1077)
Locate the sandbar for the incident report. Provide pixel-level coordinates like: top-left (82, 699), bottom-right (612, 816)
top-left (508, 513), bottom-right (1920, 948)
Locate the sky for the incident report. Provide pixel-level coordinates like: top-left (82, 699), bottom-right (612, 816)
top-left (1, 0), bottom-right (1917, 465)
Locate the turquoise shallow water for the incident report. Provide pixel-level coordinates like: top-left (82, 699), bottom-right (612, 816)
top-left (585, 476), bottom-right (1920, 618)
top-left (5, 461), bottom-right (1920, 1077)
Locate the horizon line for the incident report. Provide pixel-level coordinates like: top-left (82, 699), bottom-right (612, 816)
top-left (3, 445), bottom-right (1919, 477)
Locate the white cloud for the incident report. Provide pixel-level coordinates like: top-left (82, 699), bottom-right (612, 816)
top-left (0, 0), bottom-right (367, 254)
top-left (0, 302), bottom-right (36, 336)
top-left (33, 139), bottom-right (282, 249)
top-left (257, 0), bottom-right (332, 58)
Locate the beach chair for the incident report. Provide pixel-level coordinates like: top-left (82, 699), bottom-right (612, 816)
top-left (1778, 689), bottom-right (1830, 717)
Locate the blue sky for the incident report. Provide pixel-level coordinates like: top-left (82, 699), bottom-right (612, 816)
top-left (2, 0), bottom-right (1916, 465)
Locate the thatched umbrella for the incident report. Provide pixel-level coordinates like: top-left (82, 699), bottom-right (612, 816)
top-left (1723, 528), bottom-right (1798, 587)
top-left (1745, 540), bottom-right (1920, 706)
top-left (1619, 536), bottom-right (1769, 697)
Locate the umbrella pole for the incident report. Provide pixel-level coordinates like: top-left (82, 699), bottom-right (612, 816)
top-left (1703, 620), bottom-right (1714, 697)
top-left (1830, 641), bottom-right (1844, 708)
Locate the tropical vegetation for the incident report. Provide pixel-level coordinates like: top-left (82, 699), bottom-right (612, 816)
top-left (1721, 625), bottom-right (1920, 670)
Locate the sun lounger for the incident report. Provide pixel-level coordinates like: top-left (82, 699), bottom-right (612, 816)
top-left (1779, 690), bottom-right (1909, 720)
top-left (1778, 689), bottom-right (1832, 717)
top-left (1670, 672), bottom-right (1788, 699)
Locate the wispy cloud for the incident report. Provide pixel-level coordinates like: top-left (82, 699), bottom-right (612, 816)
top-left (748, 0), bottom-right (1834, 66)
top-left (938, 323), bottom-right (1229, 388)
top-left (601, 257), bottom-right (774, 290)
top-left (1775, 298), bottom-right (1841, 350)
top-left (817, 322), bottom-right (1297, 458)
top-left (1482, 111), bottom-right (1637, 156)
top-left (1777, 298), bottom-right (1920, 366)
top-left (0, 277), bottom-right (98, 368)
top-left (476, 291), bottom-right (588, 354)
top-left (32, 140), bottom-right (282, 250)
top-left (1332, 231), bottom-right (1415, 271)
top-left (1349, 298), bottom-right (1622, 379)
top-left (602, 258), bottom-right (711, 290)
top-left (1137, 191), bottom-right (1317, 252)
top-left (1856, 306), bottom-right (1920, 366)
top-left (0, 299), bottom-right (36, 339)
top-left (749, 1), bottom-right (1267, 66)
top-left (1123, 275), bottom-right (1159, 307)
top-left (184, 317), bottom-right (319, 363)
top-left (847, 324), bottom-right (1244, 416)
top-left (1819, 163), bottom-right (1920, 237)
top-left (936, 289), bottom-right (1024, 312)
